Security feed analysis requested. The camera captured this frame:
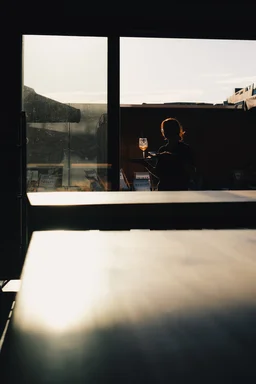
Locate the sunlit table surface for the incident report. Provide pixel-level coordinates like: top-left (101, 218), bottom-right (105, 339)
top-left (27, 190), bottom-right (256, 205)
top-left (1, 229), bottom-right (256, 383)
top-left (27, 190), bottom-right (256, 231)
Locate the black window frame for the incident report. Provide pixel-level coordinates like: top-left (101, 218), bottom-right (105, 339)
top-left (2, 18), bottom-right (256, 280)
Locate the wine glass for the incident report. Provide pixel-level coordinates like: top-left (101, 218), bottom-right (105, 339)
top-left (139, 137), bottom-right (148, 158)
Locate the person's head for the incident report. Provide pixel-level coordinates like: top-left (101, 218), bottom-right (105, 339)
top-left (161, 117), bottom-right (185, 143)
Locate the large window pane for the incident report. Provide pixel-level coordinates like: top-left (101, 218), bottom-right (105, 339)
top-left (23, 35), bottom-right (109, 192)
top-left (120, 38), bottom-right (256, 191)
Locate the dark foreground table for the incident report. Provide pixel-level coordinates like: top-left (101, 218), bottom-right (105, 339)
top-left (1, 229), bottom-right (256, 383)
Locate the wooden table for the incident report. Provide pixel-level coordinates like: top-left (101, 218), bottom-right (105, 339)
top-left (1, 229), bottom-right (256, 383)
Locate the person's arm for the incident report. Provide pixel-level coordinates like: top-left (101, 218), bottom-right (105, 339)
top-left (143, 157), bottom-right (160, 180)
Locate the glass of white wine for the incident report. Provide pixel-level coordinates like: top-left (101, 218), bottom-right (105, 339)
top-left (139, 138), bottom-right (148, 158)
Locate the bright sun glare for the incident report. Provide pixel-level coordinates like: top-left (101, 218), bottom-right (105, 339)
top-left (14, 231), bottom-right (110, 333)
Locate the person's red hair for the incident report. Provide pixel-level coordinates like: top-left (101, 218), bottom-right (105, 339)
top-left (160, 117), bottom-right (185, 141)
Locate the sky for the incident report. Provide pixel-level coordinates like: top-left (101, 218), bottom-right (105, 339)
top-left (23, 35), bottom-right (256, 105)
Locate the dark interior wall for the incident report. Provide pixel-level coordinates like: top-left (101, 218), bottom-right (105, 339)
top-left (120, 107), bottom-right (256, 187)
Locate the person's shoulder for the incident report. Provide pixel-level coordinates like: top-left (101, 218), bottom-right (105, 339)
top-left (158, 143), bottom-right (168, 154)
top-left (179, 141), bottom-right (190, 148)
top-left (177, 141), bottom-right (191, 152)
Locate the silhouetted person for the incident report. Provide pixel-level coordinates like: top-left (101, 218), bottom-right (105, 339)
top-left (145, 118), bottom-right (195, 191)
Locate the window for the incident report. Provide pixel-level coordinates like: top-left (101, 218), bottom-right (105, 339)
top-left (120, 37), bottom-right (256, 191)
top-left (23, 35), bottom-right (109, 192)
top-left (23, 35), bottom-right (256, 194)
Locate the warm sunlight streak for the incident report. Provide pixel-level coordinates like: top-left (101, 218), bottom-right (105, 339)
top-left (14, 231), bottom-right (110, 333)
top-left (13, 230), bottom-right (256, 337)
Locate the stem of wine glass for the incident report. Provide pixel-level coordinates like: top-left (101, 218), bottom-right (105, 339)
top-left (143, 151), bottom-right (145, 158)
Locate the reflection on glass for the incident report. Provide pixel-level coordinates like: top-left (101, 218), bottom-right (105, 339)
top-left (23, 35), bottom-right (109, 192)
